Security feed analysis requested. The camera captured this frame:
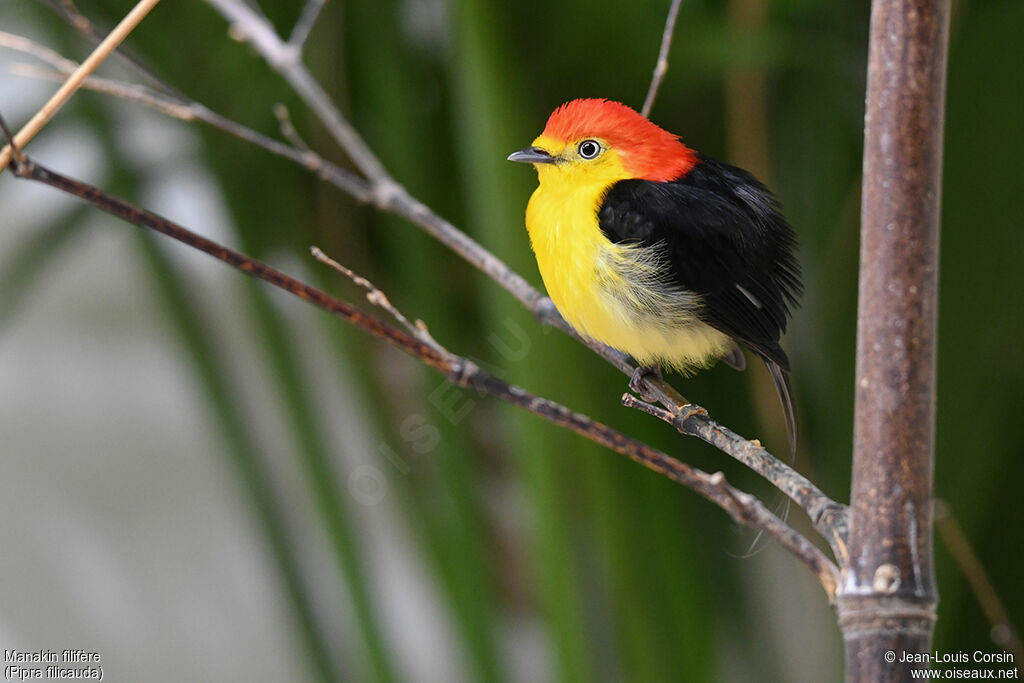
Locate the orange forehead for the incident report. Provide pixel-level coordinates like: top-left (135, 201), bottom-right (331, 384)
top-left (540, 98), bottom-right (697, 182)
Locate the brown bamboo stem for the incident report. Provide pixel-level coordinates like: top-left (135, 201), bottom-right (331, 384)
top-left (836, 0), bottom-right (950, 679)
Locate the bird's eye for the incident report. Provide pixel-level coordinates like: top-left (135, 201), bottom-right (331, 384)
top-left (577, 140), bottom-right (601, 160)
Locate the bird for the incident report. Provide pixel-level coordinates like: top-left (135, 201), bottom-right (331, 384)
top-left (508, 98), bottom-right (802, 451)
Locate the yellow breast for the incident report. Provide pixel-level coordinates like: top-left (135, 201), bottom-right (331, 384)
top-left (523, 151), bottom-right (731, 371)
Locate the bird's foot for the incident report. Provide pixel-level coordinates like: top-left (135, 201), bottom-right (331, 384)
top-left (629, 364), bottom-right (663, 403)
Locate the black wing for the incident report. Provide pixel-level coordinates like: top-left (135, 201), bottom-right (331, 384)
top-left (597, 154), bottom-right (802, 369)
top-left (598, 155), bottom-right (802, 451)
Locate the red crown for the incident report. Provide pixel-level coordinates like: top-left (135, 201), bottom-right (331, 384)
top-left (542, 99), bottom-right (697, 182)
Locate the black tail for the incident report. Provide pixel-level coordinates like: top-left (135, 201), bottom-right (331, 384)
top-left (764, 357), bottom-right (797, 456)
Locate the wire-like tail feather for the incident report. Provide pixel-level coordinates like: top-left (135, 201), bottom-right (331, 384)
top-left (764, 358), bottom-right (797, 456)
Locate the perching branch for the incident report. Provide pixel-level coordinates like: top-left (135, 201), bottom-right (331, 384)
top-left (0, 133), bottom-right (840, 600)
top-left (5, 0), bottom-right (848, 558)
top-left (622, 394), bottom-right (848, 562)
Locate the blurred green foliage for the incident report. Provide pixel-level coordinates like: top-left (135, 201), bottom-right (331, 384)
top-left (8, 0), bottom-right (1023, 680)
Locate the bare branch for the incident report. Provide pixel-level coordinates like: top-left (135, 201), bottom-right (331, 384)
top-left (310, 245), bottom-right (443, 353)
top-left (641, 0), bottom-right (684, 117)
top-left (40, 0), bottom-right (95, 37)
top-left (0, 0), bottom-right (163, 173)
top-left (0, 142), bottom-right (840, 601)
top-left (288, 0), bottom-right (328, 52)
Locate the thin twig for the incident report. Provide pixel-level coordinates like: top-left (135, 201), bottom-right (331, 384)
top-left (8, 63), bottom-right (195, 120)
top-left (23, 2), bottom-right (848, 554)
top-left (273, 103), bottom-right (310, 151)
top-left (0, 138), bottom-right (840, 601)
top-left (310, 245), bottom-right (442, 353)
top-left (0, 115), bottom-right (26, 166)
top-left (0, 0), bottom-right (162, 173)
top-left (0, 30), bottom-right (80, 72)
top-left (288, 0), bottom-right (328, 51)
top-left (935, 501), bottom-right (1023, 664)
top-left (641, 0), bottom-right (684, 117)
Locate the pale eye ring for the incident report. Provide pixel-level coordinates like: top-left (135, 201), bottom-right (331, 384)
top-left (577, 139), bottom-right (601, 160)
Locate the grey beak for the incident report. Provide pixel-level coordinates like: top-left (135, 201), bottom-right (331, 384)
top-left (507, 146), bottom-right (556, 164)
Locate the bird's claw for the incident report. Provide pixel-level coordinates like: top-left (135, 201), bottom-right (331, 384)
top-left (675, 403), bottom-right (708, 424)
top-left (629, 365), bottom-right (663, 403)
